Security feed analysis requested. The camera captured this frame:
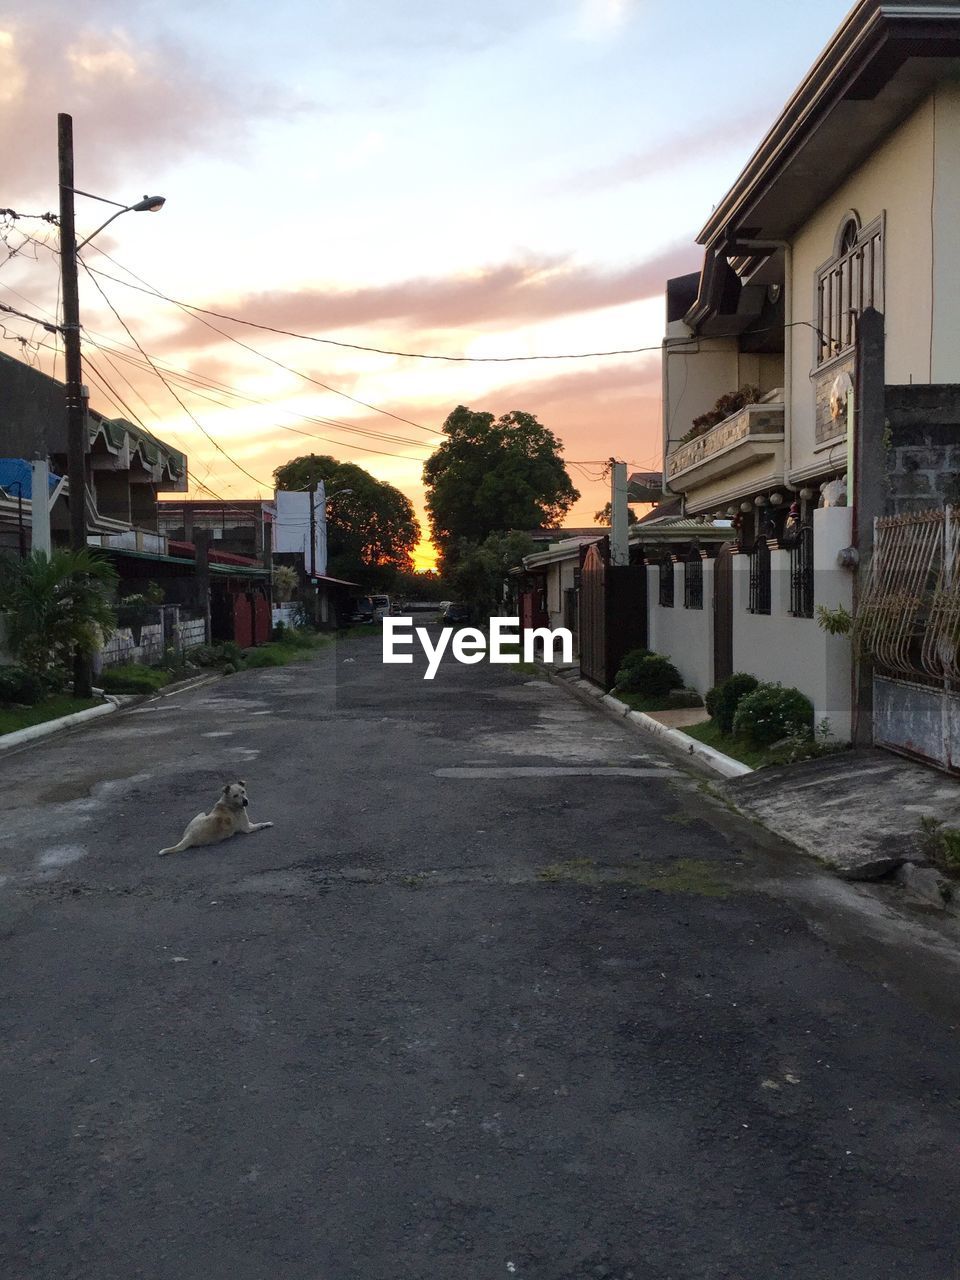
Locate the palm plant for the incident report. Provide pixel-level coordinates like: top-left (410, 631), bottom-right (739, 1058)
top-left (0, 549), bottom-right (118, 678)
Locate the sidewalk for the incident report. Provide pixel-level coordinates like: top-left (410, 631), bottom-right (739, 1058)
top-left (727, 748), bottom-right (960, 885)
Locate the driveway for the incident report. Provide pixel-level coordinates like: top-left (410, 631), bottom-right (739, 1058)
top-left (1, 634), bottom-right (958, 1279)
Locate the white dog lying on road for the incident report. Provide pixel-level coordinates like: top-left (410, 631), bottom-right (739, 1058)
top-left (158, 781), bottom-right (273, 856)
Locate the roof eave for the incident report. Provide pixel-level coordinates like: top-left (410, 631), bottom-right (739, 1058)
top-left (696, 1), bottom-right (960, 249)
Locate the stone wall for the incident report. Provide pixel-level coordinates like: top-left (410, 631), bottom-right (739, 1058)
top-left (885, 384), bottom-right (960, 514)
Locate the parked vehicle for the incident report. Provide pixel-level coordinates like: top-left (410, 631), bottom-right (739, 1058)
top-left (349, 595), bottom-right (374, 624)
top-left (441, 602), bottom-right (471, 624)
top-left (371, 594), bottom-right (390, 622)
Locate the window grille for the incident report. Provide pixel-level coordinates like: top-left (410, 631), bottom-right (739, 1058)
top-left (748, 538), bottom-right (771, 615)
top-left (790, 525), bottom-right (814, 618)
top-left (658, 556), bottom-right (675, 608)
top-left (816, 217), bottom-right (883, 365)
top-left (684, 548), bottom-right (703, 609)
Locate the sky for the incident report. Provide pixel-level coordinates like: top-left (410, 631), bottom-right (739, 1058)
top-left (1, 0), bottom-right (854, 568)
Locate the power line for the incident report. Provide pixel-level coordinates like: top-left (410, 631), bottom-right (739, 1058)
top-left (78, 258), bottom-right (270, 494)
top-left (90, 334), bottom-right (437, 454)
top-left (83, 250), bottom-right (437, 434)
top-left (85, 261), bottom-right (670, 364)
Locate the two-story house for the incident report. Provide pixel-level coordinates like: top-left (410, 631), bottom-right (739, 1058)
top-left (656, 0), bottom-right (960, 752)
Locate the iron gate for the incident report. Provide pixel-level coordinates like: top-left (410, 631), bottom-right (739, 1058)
top-left (578, 541), bottom-right (647, 688)
top-left (860, 507), bottom-right (960, 772)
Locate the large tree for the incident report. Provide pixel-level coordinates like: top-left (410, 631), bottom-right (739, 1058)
top-left (423, 407), bottom-right (579, 563)
top-left (272, 455), bottom-right (420, 587)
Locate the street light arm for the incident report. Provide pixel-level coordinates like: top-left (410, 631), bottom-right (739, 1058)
top-left (76, 207), bottom-right (126, 252)
top-left (75, 195), bottom-right (165, 251)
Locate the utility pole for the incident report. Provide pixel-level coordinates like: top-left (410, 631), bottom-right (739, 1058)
top-left (308, 483), bottom-right (317, 578)
top-left (58, 112), bottom-right (93, 697)
top-left (610, 459), bottom-right (629, 567)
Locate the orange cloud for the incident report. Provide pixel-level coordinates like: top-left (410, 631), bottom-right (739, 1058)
top-left (150, 242), bottom-right (700, 355)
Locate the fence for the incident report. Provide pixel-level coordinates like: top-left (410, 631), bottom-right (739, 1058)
top-left (858, 508), bottom-right (959, 684)
top-left (860, 507), bottom-right (960, 772)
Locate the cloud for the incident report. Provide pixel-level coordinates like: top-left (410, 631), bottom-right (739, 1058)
top-left (153, 241), bottom-right (701, 356)
top-left (0, 14), bottom-right (310, 201)
top-left (575, 0), bottom-right (641, 39)
top-left (558, 108), bottom-right (771, 191)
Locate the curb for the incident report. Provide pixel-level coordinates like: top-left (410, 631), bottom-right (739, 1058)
top-left (0, 698), bottom-right (120, 751)
top-left (547, 671), bottom-right (753, 780)
top-left (0, 671), bottom-right (217, 755)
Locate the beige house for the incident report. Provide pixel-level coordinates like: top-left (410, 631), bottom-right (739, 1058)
top-left (657, 0), bottom-right (960, 744)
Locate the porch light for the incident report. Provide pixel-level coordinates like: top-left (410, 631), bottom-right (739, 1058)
top-left (726, 507), bottom-right (737, 517)
top-left (740, 502), bottom-right (753, 513)
top-left (799, 487), bottom-right (815, 501)
top-left (754, 495), bottom-right (768, 507)
top-left (769, 492), bottom-right (784, 506)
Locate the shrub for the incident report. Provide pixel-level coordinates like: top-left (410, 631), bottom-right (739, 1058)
top-left (732, 683), bottom-right (814, 747)
top-left (615, 651), bottom-right (683, 698)
top-left (706, 672), bottom-right (760, 735)
top-left (100, 665), bottom-right (171, 694)
top-left (0, 665), bottom-right (46, 706)
top-left (244, 647), bottom-right (287, 668)
top-left (663, 688), bottom-right (704, 710)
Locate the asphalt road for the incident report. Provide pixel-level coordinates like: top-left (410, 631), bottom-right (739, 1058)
top-left (1, 633), bottom-right (959, 1280)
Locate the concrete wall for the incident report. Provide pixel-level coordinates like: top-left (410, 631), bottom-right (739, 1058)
top-left (644, 508), bottom-right (854, 738)
top-left (646, 562), bottom-right (713, 694)
top-left (885, 384), bottom-right (960, 513)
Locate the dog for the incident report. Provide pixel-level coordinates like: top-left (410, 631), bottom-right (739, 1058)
top-left (158, 780), bottom-right (273, 856)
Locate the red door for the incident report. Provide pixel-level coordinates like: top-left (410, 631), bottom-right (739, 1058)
top-left (255, 593), bottom-right (271, 644)
top-left (232, 592), bottom-right (253, 648)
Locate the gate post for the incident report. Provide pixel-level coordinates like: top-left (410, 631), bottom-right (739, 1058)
top-left (853, 306), bottom-right (885, 746)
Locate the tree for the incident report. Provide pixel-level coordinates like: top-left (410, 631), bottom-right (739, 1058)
top-left (0, 548), bottom-right (117, 679)
top-left (594, 502), bottom-right (639, 526)
top-left (273, 455), bottom-right (420, 588)
top-left (446, 531), bottom-right (535, 620)
top-left (423, 407), bottom-right (579, 564)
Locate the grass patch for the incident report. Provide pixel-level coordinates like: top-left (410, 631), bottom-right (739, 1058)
top-left (99, 664), bottom-right (172, 695)
top-left (616, 690), bottom-right (703, 714)
top-left (0, 695), bottom-right (101, 736)
top-left (335, 625), bottom-right (381, 640)
top-left (681, 719), bottom-right (776, 770)
top-left (244, 633), bottom-right (331, 668)
top-left (514, 661), bottom-right (545, 678)
top-left (537, 856), bottom-right (732, 897)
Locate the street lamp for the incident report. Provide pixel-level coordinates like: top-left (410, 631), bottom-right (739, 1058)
top-left (73, 191), bottom-right (166, 251)
top-left (324, 487), bottom-right (353, 507)
top-left (57, 112), bottom-right (165, 695)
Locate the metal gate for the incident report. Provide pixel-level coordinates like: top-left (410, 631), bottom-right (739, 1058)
top-left (579, 541), bottom-right (648, 688)
top-left (579, 543), bottom-right (606, 685)
top-left (713, 544), bottom-right (734, 686)
top-left (861, 508), bottom-right (960, 772)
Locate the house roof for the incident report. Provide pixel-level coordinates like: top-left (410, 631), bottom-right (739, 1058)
top-left (697, 0), bottom-right (960, 252)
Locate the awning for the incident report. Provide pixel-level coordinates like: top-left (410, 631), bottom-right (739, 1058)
top-left (101, 546), bottom-right (268, 577)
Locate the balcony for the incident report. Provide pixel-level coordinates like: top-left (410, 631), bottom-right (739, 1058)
top-left (666, 402), bottom-right (785, 501)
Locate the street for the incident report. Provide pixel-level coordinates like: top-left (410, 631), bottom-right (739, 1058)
top-left (1, 634), bottom-right (959, 1280)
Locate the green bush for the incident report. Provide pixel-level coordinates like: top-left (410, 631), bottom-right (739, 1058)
top-left (732, 683), bottom-right (814, 747)
top-left (615, 651), bottom-right (683, 698)
top-left (186, 641), bottom-right (244, 669)
top-left (663, 688), bottom-right (704, 710)
top-left (706, 672), bottom-right (759, 735)
top-left (99, 665), bottom-right (171, 694)
top-left (0, 665), bottom-right (46, 706)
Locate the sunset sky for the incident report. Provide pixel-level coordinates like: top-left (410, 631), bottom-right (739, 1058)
top-left (2, 0), bottom-right (853, 568)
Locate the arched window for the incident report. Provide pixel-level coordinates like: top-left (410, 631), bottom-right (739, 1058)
top-left (816, 211), bottom-right (883, 365)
